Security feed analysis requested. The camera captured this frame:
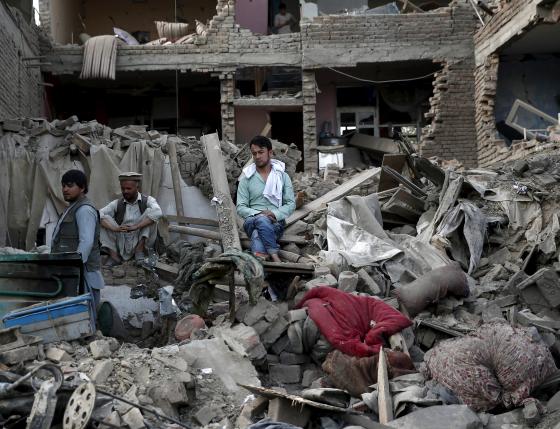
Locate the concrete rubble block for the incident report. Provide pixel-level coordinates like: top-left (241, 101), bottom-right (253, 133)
top-left (102, 411), bottom-right (123, 428)
top-left (279, 352), bottom-right (309, 365)
top-left (268, 397), bottom-right (310, 427)
top-left (237, 396), bottom-right (269, 429)
top-left (244, 297), bottom-right (273, 326)
top-left (305, 274), bottom-right (338, 290)
top-left (122, 407), bottom-right (146, 429)
top-left (357, 268), bottom-right (383, 295)
top-left (548, 390), bottom-right (560, 412)
top-left (264, 304), bottom-right (280, 322)
top-left (313, 266), bottom-right (331, 278)
top-left (252, 319), bottom-right (272, 336)
top-left (286, 321), bottom-right (304, 354)
top-left (271, 335), bottom-right (290, 355)
top-left (386, 405), bottom-right (482, 429)
top-left (148, 380), bottom-right (190, 406)
top-left (262, 316), bottom-right (290, 347)
top-left (195, 405), bottom-right (222, 426)
top-left (213, 323), bottom-right (267, 361)
top-left (0, 345), bottom-right (38, 365)
top-left (302, 369), bottom-right (323, 388)
top-left (89, 340), bottom-right (112, 359)
top-left (269, 364), bottom-right (302, 384)
top-left (115, 386), bottom-right (139, 415)
top-left (338, 271), bottom-right (359, 292)
top-left (287, 309), bottom-right (308, 323)
top-left (45, 347), bottom-right (72, 363)
top-left (151, 348), bottom-right (189, 372)
top-left (179, 339), bottom-right (261, 398)
top-left (483, 409), bottom-right (524, 429)
top-left (517, 268), bottom-right (560, 311)
top-left (90, 359), bottom-right (114, 385)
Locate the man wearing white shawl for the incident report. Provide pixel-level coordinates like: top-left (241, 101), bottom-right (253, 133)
top-left (236, 136), bottom-right (296, 262)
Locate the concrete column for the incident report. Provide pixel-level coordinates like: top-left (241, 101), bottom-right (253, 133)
top-left (302, 70), bottom-right (318, 172)
top-left (220, 73), bottom-right (235, 143)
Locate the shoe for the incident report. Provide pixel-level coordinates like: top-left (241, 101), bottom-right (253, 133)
top-left (104, 258), bottom-right (121, 268)
top-left (253, 252), bottom-right (269, 262)
top-left (134, 251), bottom-right (146, 266)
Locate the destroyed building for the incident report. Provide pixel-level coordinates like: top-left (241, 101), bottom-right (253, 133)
top-left (1, 0), bottom-right (560, 429)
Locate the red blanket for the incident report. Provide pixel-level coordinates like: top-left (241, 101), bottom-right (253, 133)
top-left (296, 287), bottom-right (412, 357)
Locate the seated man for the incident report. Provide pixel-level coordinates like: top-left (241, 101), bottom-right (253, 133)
top-left (236, 136), bottom-right (295, 262)
top-left (100, 172), bottom-right (163, 266)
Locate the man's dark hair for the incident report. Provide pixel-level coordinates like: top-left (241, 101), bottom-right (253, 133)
top-left (61, 169), bottom-right (88, 194)
top-left (279, 3), bottom-right (287, 9)
top-left (250, 136), bottom-right (272, 151)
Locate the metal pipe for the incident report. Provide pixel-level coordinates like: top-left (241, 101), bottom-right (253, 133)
top-left (0, 275), bottom-right (63, 297)
top-left (96, 388), bottom-right (193, 429)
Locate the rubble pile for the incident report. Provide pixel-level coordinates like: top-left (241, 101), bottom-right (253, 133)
top-left (6, 116), bottom-right (560, 428)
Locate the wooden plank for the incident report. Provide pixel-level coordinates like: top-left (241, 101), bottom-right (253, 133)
top-left (381, 166), bottom-right (427, 197)
top-left (286, 168), bottom-right (380, 227)
top-left (167, 138), bottom-right (185, 217)
top-left (201, 133), bottom-right (242, 250)
top-left (378, 154), bottom-right (407, 192)
top-left (165, 215), bottom-right (219, 227)
top-left (414, 157), bottom-right (445, 188)
top-left (169, 224), bottom-right (308, 246)
top-left (377, 347), bottom-right (393, 424)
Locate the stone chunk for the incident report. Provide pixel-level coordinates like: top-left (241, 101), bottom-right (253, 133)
top-left (262, 316), bottom-right (289, 347)
top-left (195, 405), bottom-right (221, 426)
top-left (386, 405), bottom-right (482, 429)
top-left (338, 271), bottom-right (359, 292)
top-left (149, 381), bottom-right (189, 406)
top-left (287, 309), bottom-right (308, 323)
top-left (269, 364), bottom-right (302, 384)
top-left (0, 345), bottom-right (38, 365)
top-left (279, 352), bottom-right (309, 365)
top-left (244, 297), bottom-right (274, 325)
top-left (90, 360), bottom-right (114, 384)
top-left (302, 369), bottom-right (323, 387)
top-left (122, 407), bottom-right (146, 429)
top-left (357, 268), bottom-right (383, 295)
top-left (306, 274), bottom-right (337, 290)
top-left (89, 340), bottom-right (112, 359)
top-left (46, 347), bottom-right (72, 363)
top-left (213, 323), bottom-right (267, 361)
top-left (517, 268), bottom-right (560, 311)
top-left (268, 398), bottom-right (310, 427)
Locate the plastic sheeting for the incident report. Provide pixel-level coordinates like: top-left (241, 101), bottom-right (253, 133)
top-left (322, 194), bottom-right (402, 267)
top-left (436, 201), bottom-right (487, 275)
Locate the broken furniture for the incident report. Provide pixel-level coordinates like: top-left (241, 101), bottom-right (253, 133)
top-left (0, 253), bottom-right (85, 322)
top-left (506, 99), bottom-right (559, 141)
top-left (3, 294), bottom-right (96, 344)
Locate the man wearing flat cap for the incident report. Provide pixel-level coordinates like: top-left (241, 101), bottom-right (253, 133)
top-left (100, 172), bottom-right (163, 266)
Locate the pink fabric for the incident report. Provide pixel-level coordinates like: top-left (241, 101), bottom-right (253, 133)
top-left (296, 287), bottom-right (412, 357)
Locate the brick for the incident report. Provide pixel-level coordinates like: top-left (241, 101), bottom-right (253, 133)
top-left (269, 364), bottom-right (302, 384)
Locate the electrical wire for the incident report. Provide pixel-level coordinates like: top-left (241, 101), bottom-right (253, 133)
top-left (319, 64), bottom-right (443, 84)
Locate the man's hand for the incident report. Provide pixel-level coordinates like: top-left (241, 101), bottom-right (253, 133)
top-left (120, 224), bottom-right (139, 232)
top-left (260, 210), bottom-right (277, 222)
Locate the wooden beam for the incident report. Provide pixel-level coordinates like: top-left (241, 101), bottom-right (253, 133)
top-left (167, 138), bottom-right (185, 217)
top-left (165, 215), bottom-right (219, 227)
top-left (286, 168), bottom-right (380, 227)
top-left (168, 224), bottom-right (309, 246)
top-left (201, 133), bottom-right (242, 250)
top-left (381, 166), bottom-right (427, 197)
top-left (377, 347), bottom-right (393, 424)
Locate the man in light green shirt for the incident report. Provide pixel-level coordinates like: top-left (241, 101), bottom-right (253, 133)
top-left (237, 136), bottom-right (296, 262)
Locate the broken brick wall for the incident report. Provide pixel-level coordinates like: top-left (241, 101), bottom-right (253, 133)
top-left (0, 2), bottom-right (42, 120)
top-left (473, 0), bottom-right (549, 167)
top-left (300, 1), bottom-right (478, 168)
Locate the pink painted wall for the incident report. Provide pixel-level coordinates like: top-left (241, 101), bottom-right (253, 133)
top-left (235, 107), bottom-right (269, 144)
top-left (316, 71), bottom-right (338, 136)
top-left (235, 0), bottom-right (268, 35)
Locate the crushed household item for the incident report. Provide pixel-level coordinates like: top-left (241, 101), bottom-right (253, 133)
top-left (424, 321), bottom-right (557, 411)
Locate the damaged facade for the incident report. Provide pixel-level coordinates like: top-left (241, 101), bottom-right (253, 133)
top-left (2, 1), bottom-right (560, 429)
